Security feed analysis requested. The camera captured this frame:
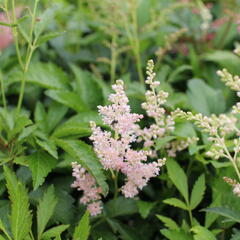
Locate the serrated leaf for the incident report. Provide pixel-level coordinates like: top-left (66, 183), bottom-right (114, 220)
top-left (36, 139), bottom-right (58, 159)
top-left (190, 174), bottom-right (205, 210)
top-left (166, 159), bottom-right (189, 202)
top-left (156, 215), bottom-right (179, 230)
top-left (37, 186), bottom-right (58, 240)
top-left (45, 90), bottom-right (88, 112)
top-left (52, 190), bottom-right (75, 224)
top-left (27, 151), bottom-right (57, 190)
top-left (73, 211), bottom-right (90, 240)
top-left (191, 225), bottom-right (216, 240)
top-left (55, 139), bottom-right (108, 195)
top-left (26, 63), bottom-right (69, 90)
top-left (160, 229), bottom-right (193, 240)
top-left (42, 225), bottom-right (69, 239)
top-left (46, 102), bottom-right (68, 133)
top-left (0, 218), bottom-right (11, 240)
top-left (4, 166), bottom-right (32, 240)
top-left (18, 125), bottom-right (37, 141)
top-left (8, 115), bottom-right (32, 140)
top-left (202, 207), bottom-right (240, 223)
top-left (71, 65), bottom-right (103, 109)
top-left (35, 102), bottom-right (47, 131)
top-left (137, 200), bottom-right (156, 219)
top-left (163, 198), bottom-right (188, 210)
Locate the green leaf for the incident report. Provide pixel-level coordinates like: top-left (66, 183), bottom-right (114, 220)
top-left (73, 211), bottom-right (90, 240)
top-left (18, 125), bottom-right (37, 141)
top-left (42, 225), bottom-right (69, 239)
top-left (204, 195), bottom-right (221, 228)
top-left (190, 174), bottom-right (205, 210)
top-left (55, 139), bottom-right (108, 194)
top-left (191, 225), bottom-right (216, 240)
top-left (37, 186), bottom-right (58, 240)
top-left (52, 122), bottom-right (91, 138)
top-left (166, 159), bottom-right (189, 202)
top-left (52, 111), bottom-right (104, 138)
top-left (35, 102), bottom-right (47, 131)
top-left (137, 200), bottom-right (156, 219)
top-left (168, 65), bottom-right (193, 83)
top-left (36, 31), bottom-right (65, 46)
top-left (64, 112), bottom-right (103, 126)
top-left (36, 139), bottom-right (58, 159)
top-left (34, 6), bottom-right (58, 39)
top-left (52, 190), bottom-right (75, 224)
top-left (10, 115), bottom-right (32, 140)
top-left (106, 219), bottom-right (139, 240)
top-left (105, 197), bottom-right (138, 218)
top-left (0, 218), bottom-right (12, 240)
top-left (27, 151), bottom-right (57, 190)
top-left (71, 65), bottom-right (104, 109)
top-left (161, 229), bottom-right (193, 240)
top-left (26, 62), bottom-right (69, 90)
top-left (155, 136), bottom-right (176, 150)
top-left (45, 90), bottom-right (88, 112)
top-left (156, 215), bottom-right (179, 231)
top-left (187, 78), bottom-right (226, 116)
top-left (230, 229), bottom-right (240, 240)
top-left (46, 102), bottom-right (68, 133)
top-left (202, 207), bottom-right (240, 223)
top-left (203, 50), bottom-right (240, 75)
top-left (163, 198), bottom-right (188, 210)
top-left (4, 166), bottom-right (32, 240)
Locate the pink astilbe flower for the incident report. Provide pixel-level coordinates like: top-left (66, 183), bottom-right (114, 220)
top-left (138, 60), bottom-right (174, 151)
top-left (0, 7), bottom-right (23, 50)
top-left (90, 80), bottom-right (164, 198)
top-left (71, 162), bottom-right (103, 216)
top-left (0, 13), bottom-right (13, 50)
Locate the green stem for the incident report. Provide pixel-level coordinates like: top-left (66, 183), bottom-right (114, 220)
top-left (10, 0), bottom-right (24, 69)
top-left (0, 72), bottom-right (7, 110)
top-left (131, 2), bottom-right (144, 84)
top-left (113, 171), bottom-right (119, 199)
top-left (110, 169), bottom-right (119, 199)
top-left (17, 46), bottom-right (34, 114)
top-left (217, 136), bottom-right (240, 182)
top-left (16, 0), bottom-right (39, 114)
top-left (187, 207), bottom-right (193, 227)
top-left (110, 33), bottom-right (117, 85)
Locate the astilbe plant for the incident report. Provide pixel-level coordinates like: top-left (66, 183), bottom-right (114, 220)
top-left (173, 48), bottom-right (240, 197)
top-left (72, 60), bottom-right (173, 215)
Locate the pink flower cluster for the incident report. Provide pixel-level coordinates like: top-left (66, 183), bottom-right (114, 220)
top-left (0, 7), bottom-right (23, 50)
top-left (0, 12), bottom-right (13, 50)
top-left (71, 162), bottom-right (103, 216)
top-left (138, 60), bottom-right (174, 152)
top-left (90, 80), bottom-right (164, 198)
